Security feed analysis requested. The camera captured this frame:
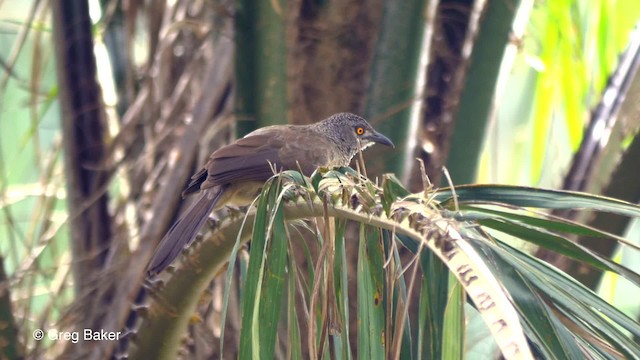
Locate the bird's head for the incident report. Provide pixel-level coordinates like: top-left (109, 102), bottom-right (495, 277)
top-left (318, 113), bottom-right (394, 155)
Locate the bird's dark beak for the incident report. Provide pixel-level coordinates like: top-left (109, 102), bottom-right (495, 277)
top-left (367, 131), bottom-right (395, 148)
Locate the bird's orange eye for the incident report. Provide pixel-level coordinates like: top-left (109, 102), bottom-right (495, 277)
top-left (355, 127), bottom-right (365, 135)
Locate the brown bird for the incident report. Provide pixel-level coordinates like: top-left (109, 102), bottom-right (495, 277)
top-left (147, 112), bottom-right (394, 275)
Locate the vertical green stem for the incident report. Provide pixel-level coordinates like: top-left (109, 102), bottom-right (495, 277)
top-left (445, 0), bottom-right (521, 184)
top-left (235, 0), bottom-right (288, 135)
top-left (364, 0), bottom-right (429, 177)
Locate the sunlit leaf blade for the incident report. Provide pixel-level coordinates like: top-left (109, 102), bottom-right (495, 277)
top-left (290, 224), bottom-right (315, 299)
top-left (552, 294), bottom-right (640, 359)
top-left (220, 207), bottom-right (255, 358)
top-left (258, 182), bottom-right (289, 359)
top-left (357, 224), bottom-right (385, 360)
top-left (288, 255), bottom-right (303, 360)
top-left (435, 185), bottom-right (640, 217)
top-left (334, 218), bottom-right (352, 359)
top-left (367, 205), bottom-right (535, 358)
top-left (387, 196), bottom-right (535, 359)
top-left (557, 305), bottom-right (639, 359)
top-left (417, 246), bottom-right (449, 359)
top-left (434, 230), bottom-right (534, 360)
top-left (501, 242), bottom-right (640, 340)
top-left (478, 218), bottom-right (640, 287)
top-left (382, 174), bottom-right (411, 215)
top-left (469, 238), bottom-right (583, 359)
top-left (387, 232), bottom-right (413, 359)
top-left (459, 205), bottom-right (615, 239)
top-left (238, 179), bottom-right (282, 359)
top-left (441, 277), bottom-right (464, 360)
top-left (280, 169), bottom-right (308, 185)
top-left (486, 240), bottom-right (640, 358)
top-left (366, 227), bottom-right (386, 360)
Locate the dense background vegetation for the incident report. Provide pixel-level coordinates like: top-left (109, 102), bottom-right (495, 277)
top-left (1, 0), bottom-right (639, 359)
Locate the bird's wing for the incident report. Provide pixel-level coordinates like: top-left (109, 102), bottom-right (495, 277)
top-left (193, 126), bottom-right (334, 190)
top-left (182, 167), bottom-right (208, 197)
top-left (148, 186), bottom-right (225, 275)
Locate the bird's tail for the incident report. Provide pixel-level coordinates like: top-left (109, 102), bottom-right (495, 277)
top-left (147, 187), bottom-right (224, 276)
